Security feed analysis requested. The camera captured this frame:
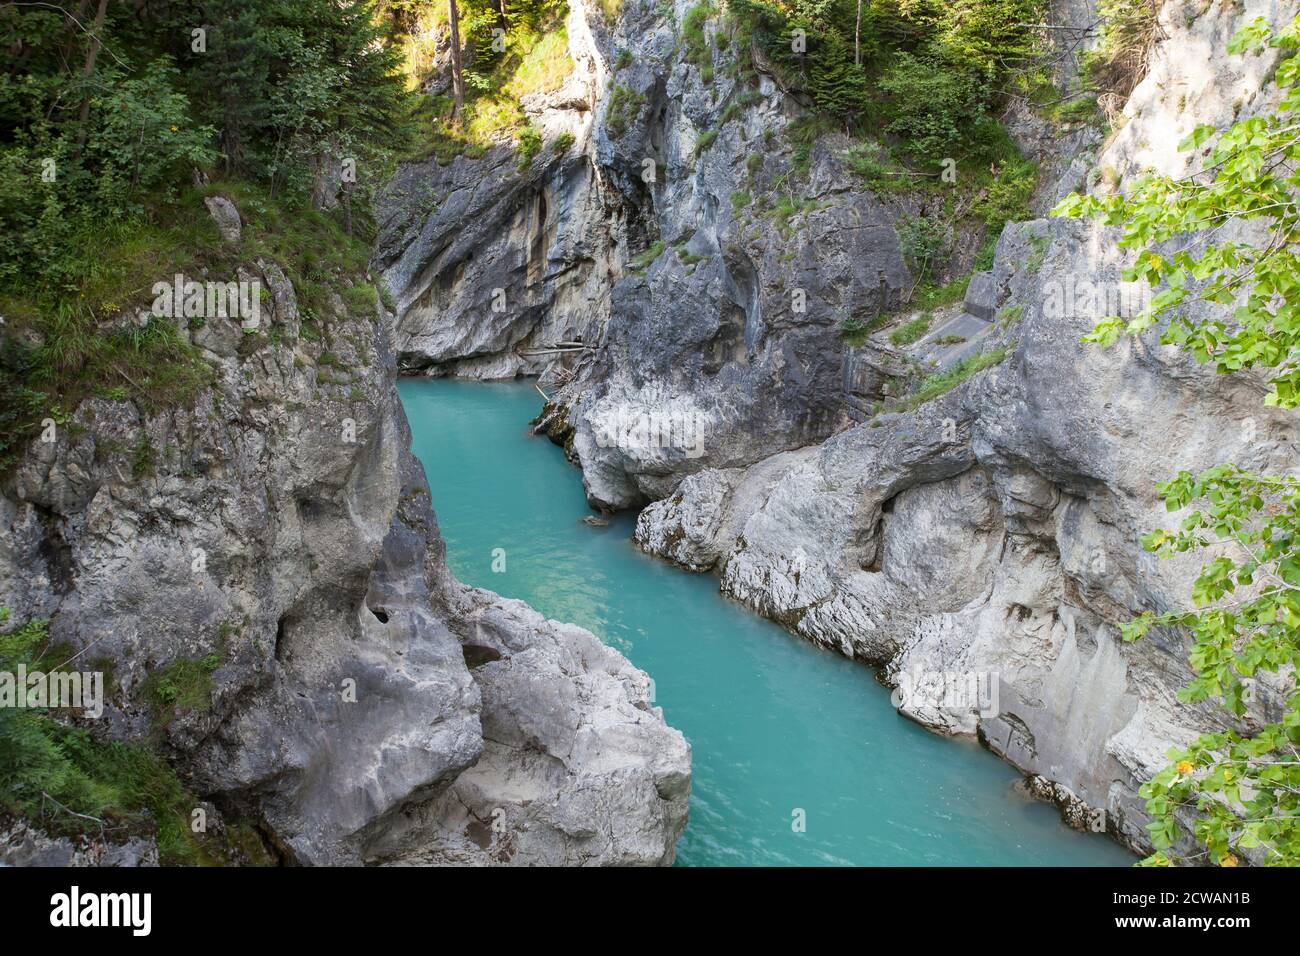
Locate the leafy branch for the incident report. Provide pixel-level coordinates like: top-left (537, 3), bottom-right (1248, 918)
top-left (1055, 14), bottom-right (1300, 866)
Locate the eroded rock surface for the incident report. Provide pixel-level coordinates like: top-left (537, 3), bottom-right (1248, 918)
top-left (369, 0), bottom-right (1300, 857)
top-left (376, 0), bottom-right (917, 510)
top-left (633, 0), bottom-right (1300, 848)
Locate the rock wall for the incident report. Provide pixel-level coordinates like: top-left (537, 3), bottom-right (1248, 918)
top-left (0, 208), bottom-right (689, 866)
top-left (376, 0), bottom-right (915, 510)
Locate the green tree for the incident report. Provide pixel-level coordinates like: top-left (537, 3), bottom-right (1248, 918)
top-left (1055, 14), bottom-right (1300, 866)
top-left (808, 29), bottom-right (871, 122)
top-left (878, 51), bottom-right (985, 157)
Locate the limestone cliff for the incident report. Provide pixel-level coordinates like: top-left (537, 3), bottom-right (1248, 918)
top-left (375, 0), bottom-right (915, 510)
top-left (638, 0), bottom-right (1300, 856)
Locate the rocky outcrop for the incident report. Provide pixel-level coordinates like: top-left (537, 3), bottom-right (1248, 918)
top-left (369, 592), bottom-right (691, 865)
top-left (0, 206), bottom-right (690, 866)
top-left (375, 0), bottom-right (914, 509)
top-left (0, 822), bottom-right (160, 867)
top-left (373, 0), bottom-right (615, 382)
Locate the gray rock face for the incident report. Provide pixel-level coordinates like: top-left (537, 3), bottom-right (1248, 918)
top-left (370, 591), bottom-right (690, 865)
top-left (0, 224), bottom-right (689, 865)
top-left (373, 0), bottom-right (613, 382)
top-left (203, 196), bottom-right (242, 244)
top-left (636, 193), bottom-right (1298, 855)
top-left (630, 0), bottom-right (1300, 862)
top-left (0, 822), bottom-right (160, 867)
top-left (374, 0), bottom-right (912, 509)
top-left (962, 272), bottom-right (999, 322)
top-left (630, 0), bottom-right (1297, 856)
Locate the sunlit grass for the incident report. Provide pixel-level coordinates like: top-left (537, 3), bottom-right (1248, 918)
top-left (506, 28), bottom-right (574, 99)
top-left (406, 10), bottom-right (574, 163)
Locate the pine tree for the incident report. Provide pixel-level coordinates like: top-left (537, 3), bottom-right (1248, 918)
top-left (808, 30), bottom-right (869, 123)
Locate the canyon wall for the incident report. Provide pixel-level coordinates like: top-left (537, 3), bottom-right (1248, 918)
top-left (374, 0), bottom-right (1300, 856)
top-left (0, 208), bottom-right (689, 866)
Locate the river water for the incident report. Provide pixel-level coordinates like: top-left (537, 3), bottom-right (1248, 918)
top-left (400, 377), bottom-right (1133, 866)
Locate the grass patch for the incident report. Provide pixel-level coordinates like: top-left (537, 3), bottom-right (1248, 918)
top-left (771, 194), bottom-right (818, 238)
top-left (683, 2), bottom-right (719, 83)
top-left (629, 239), bottom-right (666, 271)
top-left (142, 652), bottom-right (222, 726)
top-left (997, 304), bottom-right (1024, 326)
top-left (890, 314), bottom-right (933, 346)
top-left (840, 313), bottom-right (890, 346)
top-left (786, 113), bottom-right (836, 175)
top-left (1024, 234), bottom-right (1050, 273)
top-left (674, 243), bottom-right (708, 267)
top-left (842, 140), bottom-right (920, 193)
top-left (606, 84), bottom-right (646, 137)
top-left (0, 181), bottom-right (329, 470)
top-left (505, 28), bottom-right (574, 101)
top-left (910, 274), bottom-right (971, 313)
top-left (885, 345), bottom-right (1011, 414)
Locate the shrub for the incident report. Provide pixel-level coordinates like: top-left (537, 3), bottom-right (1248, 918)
top-left (517, 125), bottom-right (543, 170)
top-left (974, 159), bottom-right (1039, 230)
top-left (683, 2), bottom-right (718, 83)
top-left (879, 53), bottom-right (987, 159)
top-left (606, 85), bottom-right (645, 137)
top-left (896, 215), bottom-right (947, 277)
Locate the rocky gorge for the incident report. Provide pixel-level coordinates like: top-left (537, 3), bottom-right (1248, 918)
top-left (2, 0), bottom-right (1295, 869)
top-left (372, 0), bottom-right (1300, 860)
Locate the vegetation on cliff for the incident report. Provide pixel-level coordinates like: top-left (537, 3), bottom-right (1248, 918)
top-left (0, 0), bottom-right (409, 470)
top-left (715, 0), bottom-right (1042, 300)
top-left (0, 1), bottom-right (410, 858)
top-left (386, 0), bottom-right (575, 162)
top-left (0, 610), bottom-right (269, 864)
top-left (725, 0), bottom-right (1044, 161)
top-left (1058, 13), bottom-right (1300, 867)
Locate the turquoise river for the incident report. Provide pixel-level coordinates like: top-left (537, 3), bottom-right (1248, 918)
top-left (400, 378), bottom-right (1135, 867)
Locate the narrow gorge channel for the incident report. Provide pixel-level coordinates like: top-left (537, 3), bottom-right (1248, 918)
top-left (400, 378), bottom-right (1132, 866)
